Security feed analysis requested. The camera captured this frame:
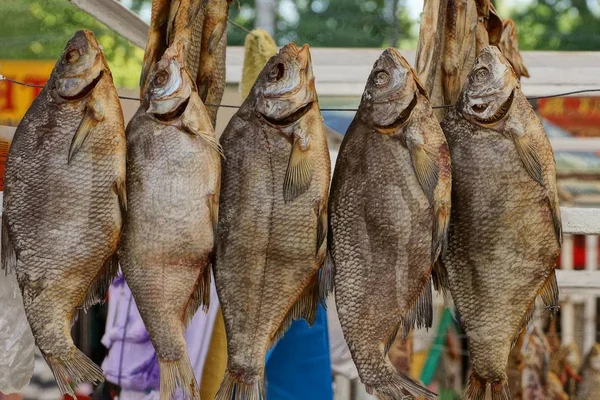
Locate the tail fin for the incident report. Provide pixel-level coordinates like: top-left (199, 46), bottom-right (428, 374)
top-left (42, 347), bottom-right (105, 397)
top-left (214, 370), bottom-right (264, 400)
top-left (159, 355), bottom-right (200, 400)
top-left (366, 372), bottom-right (437, 400)
top-left (465, 373), bottom-right (510, 400)
top-left (392, 372), bottom-right (437, 400)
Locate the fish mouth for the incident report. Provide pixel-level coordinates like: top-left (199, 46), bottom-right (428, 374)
top-left (151, 97), bottom-right (190, 122)
top-left (57, 71), bottom-right (104, 101)
top-left (376, 93), bottom-right (418, 129)
top-left (470, 90), bottom-right (515, 125)
top-left (261, 102), bottom-right (314, 127)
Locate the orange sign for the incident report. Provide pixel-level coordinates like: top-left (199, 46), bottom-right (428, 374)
top-left (537, 97), bottom-right (600, 137)
top-left (0, 60), bottom-right (55, 126)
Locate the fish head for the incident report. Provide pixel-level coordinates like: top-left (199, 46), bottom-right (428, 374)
top-left (459, 46), bottom-right (519, 127)
top-left (144, 41), bottom-right (194, 119)
top-left (54, 30), bottom-right (108, 100)
top-left (252, 43), bottom-right (317, 127)
top-left (359, 48), bottom-right (426, 129)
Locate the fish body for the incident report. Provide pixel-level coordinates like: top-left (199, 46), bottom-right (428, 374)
top-left (499, 19), bottom-right (530, 80)
top-left (119, 42), bottom-right (221, 400)
top-left (440, 46), bottom-right (561, 400)
top-left (576, 344), bottom-right (600, 400)
top-left (214, 43), bottom-right (330, 400)
top-left (196, 0), bottom-right (231, 126)
top-left (329, 48), bottom-right (450, 400)
top-left (2, 30), bottom-right (126, 396)
top-left (140, 0), bottom-right (172, 96)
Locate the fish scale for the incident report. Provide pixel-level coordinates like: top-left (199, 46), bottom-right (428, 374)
top-left (440, 46), bottom-right (560, 400)
top-left (329, 48), bottom-right (450, 400)
top-left (119, 43), bottom-right (221, 400)
top-left (214, 43), bottom-right (330, 400)
top-left (2, 30), bottom-right (125, 397)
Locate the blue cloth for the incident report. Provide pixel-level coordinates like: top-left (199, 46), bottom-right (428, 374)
top-left (265, 304), bottom-right (333, 400)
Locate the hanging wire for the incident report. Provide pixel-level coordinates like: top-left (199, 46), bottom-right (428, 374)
top-left (3, 75), bottom-right (600, 113)
top-left (227, 18), bottom-right (258, 38)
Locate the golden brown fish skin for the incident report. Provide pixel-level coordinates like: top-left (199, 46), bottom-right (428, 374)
top-left (140, 0), bottom-right (172, 96)
top-left (576, 344), bottom-right (600, 400)
top-left (214, 43), bottom-right (330, 399)
top-left (119, 43), bottom-right (220, 400)
top-left (2, 30), bottom-right (126, 396)
top-left (196, 0), bottom-right (231, 127)
top-left (168, 0), bottom-right (206, 81)
top-left (329, 48), bottom-right (450, 400)
top-left (440, 46), bottom-right (561, 400)
top-left (499, 19), bottom-right (530, 80)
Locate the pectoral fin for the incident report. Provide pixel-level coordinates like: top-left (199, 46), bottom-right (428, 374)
top-left (409, 144), bottom-right (439, 204)
top-left (283, 136), bottom-right (313, 203)
top-left (69, 100), bottom-right (104, 164)
top-left (509, 124), bottom-right (543, 185)
top-left (207, 20), bottom-right (227, 55)
top-left (549, 191), bottom-right (563, 246)
top-left (182, 92), bottom-right (224, 158)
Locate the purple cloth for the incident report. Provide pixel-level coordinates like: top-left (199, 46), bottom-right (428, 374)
top-left (101, 272), bottom-right (220, 395)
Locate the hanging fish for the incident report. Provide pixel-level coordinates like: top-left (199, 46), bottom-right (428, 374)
top-left (119, 41), bottom-right (221, 400)
top-left (140, 0), bottom-right (173, 96)
top-left (498, 19), bottom-right (530, 80)
top-left (328, 48), bottom-right (450, 400)
top-left (214, 43), bottom-right (330, 400)
top-left (196, 0), bottom-right (233, 127)
top-left (440, 46), bottom-right (561, 400)
top-left (2, 30), bottom-right (126, 396)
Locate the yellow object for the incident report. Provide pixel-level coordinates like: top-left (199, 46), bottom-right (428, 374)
top-left (200, 308), bottom-right (228, 399)
top-left (0, 60), bottom-right (55, 126)
top-left (411, 350), bottom-right (428, 379)
top-left (240, 29), bottom-right (278, 99)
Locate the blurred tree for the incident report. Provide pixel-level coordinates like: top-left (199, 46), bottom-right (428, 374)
top-left (509, 0), bottom-right (600, 50)
top-left (1, 0), bottom-right (144, 88)
top-left (228, 0), bottom-right (415, 48)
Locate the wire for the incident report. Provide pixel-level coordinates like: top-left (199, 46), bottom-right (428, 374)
top-left (3, 75), bottom-right (600, 113)
top-left (227, 18), bottom-right (258, 38)
top-left (0, 76), bottom-right (46, 88)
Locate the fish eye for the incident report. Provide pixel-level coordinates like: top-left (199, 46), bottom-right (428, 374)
top-left (472, 67), bottom-right (489, 83)
top-left (154, 70), bottom-right (169, 87)
top-left (373, 70), bottom-right (390, 87)
top-left (65, 49), bottom-right (80, 65)
top-left (268, 63), bottom-right (285, 82)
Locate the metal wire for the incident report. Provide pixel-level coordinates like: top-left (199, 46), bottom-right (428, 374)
top-left (227, 18), bottom-right (258, 38)
top-left (3, 74), bottom-right (600, 112)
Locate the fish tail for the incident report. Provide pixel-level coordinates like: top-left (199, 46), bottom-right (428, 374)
top-left (465, 373), bottom-right (511, 400)
top-left (318, 251), bottom-right (335, 306)
top-left (159, 355), bottom-right (200, 400)
top-left (366, 372), bottom-right (437, 400)
top-left (42, 347), bottom-right (105, 397)
top-left (490, 379), bottom-right (511, 400)
top-left (465, 373), bottom-right (486, 400)
top-left (215, 371), bottom-right (264, 400)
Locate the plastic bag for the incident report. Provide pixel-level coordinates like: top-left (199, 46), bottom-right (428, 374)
top-left (0, 202), bottom-right (35, 393)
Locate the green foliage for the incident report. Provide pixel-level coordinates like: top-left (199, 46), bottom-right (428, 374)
top-left (228, 0), bottom-right (415, 48)
top-left (0, 0), bottom-right (144, 88)
top-left (509, 0), bottom-right (600, 50)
